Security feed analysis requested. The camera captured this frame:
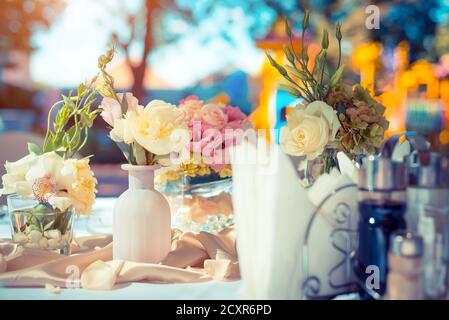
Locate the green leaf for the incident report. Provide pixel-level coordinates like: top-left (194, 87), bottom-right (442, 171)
top-left (62, 133), bottom-right (71, 149)
top-left (44, 220), bottom-right (55, 231)
top-left (285, 65), bottom-right (308, 81)
top-left (68, 123), bottom-right (81, 149)
top-left (28, 143), bottom-right (42, 155)
top-left (80, 112), bottom-right (92, 127)
top-left (116, 141), bottom-right (131, 162)
top-left (77, 83), bottom-right (87, 96)
top-left (279, 84), bottom-right (302, 98)
top-left (120, 93), bottom-right (129, 115)
top-left (132, 143), bottom-right (147, 165)
top-left (128, 143), bottom-right (137, 165)
top-left (330, 65), bottom-right (345, 88)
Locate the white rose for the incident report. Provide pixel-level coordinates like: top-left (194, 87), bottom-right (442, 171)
top-left (280, 101), bottom-right (341, 160)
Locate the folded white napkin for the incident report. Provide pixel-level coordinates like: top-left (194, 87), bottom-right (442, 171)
top-left (232, 142), bottom-right (359, 299)
top-left (232, 140), bottom-right (314, 299)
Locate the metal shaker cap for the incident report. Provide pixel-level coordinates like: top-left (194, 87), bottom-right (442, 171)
top-left (390, 231), bottom-right (424, 257)
top-left (359, 155), bottom-right (407, 191)
top-left (407, 151), bottom-right (445, 188)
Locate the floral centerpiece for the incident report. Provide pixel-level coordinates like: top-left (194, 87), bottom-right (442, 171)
top-left (96, 49), bottom-right (189, 263)
top-left (156, 95), bottom-right (251, 233)
top-left (97, 50), bottom-right (187, 165)
top-left (267, 11), bottom-right (389, 183)
top-left (0, 80), bottom-right (100, 254)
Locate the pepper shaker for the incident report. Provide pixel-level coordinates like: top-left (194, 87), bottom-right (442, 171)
top-left (386, 231), bottom-right (424, 300)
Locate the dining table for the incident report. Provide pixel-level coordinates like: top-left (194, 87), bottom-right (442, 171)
top-left (0, 197), bottom-right (241, 300)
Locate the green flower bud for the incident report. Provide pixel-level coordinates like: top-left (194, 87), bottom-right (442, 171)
top-left (336, 23), bottom-right (342, 41)
top-left (283, 45), bottom-right (295, 64)
top-left (302, 10), bottom-right (310, 30)
top-left (321, 29), bottom-right (329, 49)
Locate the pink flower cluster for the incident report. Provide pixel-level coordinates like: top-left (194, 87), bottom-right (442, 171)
top-left (178, 95), bottom-right (249, 171)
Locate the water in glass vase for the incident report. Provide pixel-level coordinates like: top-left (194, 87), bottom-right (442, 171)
top-left (8, 195), bottom-right (74, 255)
top-left (156, 172), bottom-right (234, 233)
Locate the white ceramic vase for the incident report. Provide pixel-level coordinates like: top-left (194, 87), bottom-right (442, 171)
top-left (113, 164), bottom-right (171, 263)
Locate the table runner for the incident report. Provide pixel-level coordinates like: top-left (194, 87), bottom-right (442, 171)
top-left (0, 227), bottom-right (239, 290)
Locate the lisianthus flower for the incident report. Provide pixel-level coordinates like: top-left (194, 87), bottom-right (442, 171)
top-left (99, 92), bottom-right (140, 127)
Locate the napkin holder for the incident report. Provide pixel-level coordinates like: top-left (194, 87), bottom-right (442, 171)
top-left (301, 182), bottom-right (360, 299)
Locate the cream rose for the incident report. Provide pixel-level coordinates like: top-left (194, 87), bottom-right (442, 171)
top-left (280, 101), bottom-right (341, 160)
top-left (113, 100), bottom-right (188, 155)
top-left (197, 104), bottom-right (228, 129)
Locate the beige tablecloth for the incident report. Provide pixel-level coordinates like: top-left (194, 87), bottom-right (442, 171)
top-left (0, 228), bottom-right (239, 290)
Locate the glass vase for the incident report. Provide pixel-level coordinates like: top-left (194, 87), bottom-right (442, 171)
top-left (298, 148), bottom-right (340, 187)
top-left (156, 172), bottom-right (233, 233)
top-left (8, 194), bottom-right (75, 255)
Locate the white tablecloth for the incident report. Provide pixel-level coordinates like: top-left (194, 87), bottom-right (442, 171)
top-left (0, 198), bottom-right (241, 300)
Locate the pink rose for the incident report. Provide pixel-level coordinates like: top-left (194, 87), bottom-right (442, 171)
top-left (99, 97), bottom-right (122, 127)
top-left (223, 120), bottom-right (243, 131)
top-left (179, 95), bottom-right (203, 122)
top-left (197, 104), bottom-right (228, 129)
top-left (224, 105), bottom-right (247, 122)
top-left (99, 92), bottom-right (139, 127)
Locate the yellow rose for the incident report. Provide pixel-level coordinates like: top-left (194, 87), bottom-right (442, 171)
top-left (280, 101), bottom-right (341, 160)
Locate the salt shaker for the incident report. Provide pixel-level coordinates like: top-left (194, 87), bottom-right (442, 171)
top-left (386, 231), bottom-right (424, 300)
top-left (406, 149), bottom-right (449, 299)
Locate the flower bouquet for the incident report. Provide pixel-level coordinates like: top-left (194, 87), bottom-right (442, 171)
top-left (96, 49), bottom-right (189, 262)
top-left (155, 95), bottom-right (251, 233)
top-left (267, 11), bottom-right (389, 184)
top-left (0, 80), bottom-right (99, 254)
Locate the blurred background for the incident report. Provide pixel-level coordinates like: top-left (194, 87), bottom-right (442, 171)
top-left (1, 0), bottom-right (449, 196)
